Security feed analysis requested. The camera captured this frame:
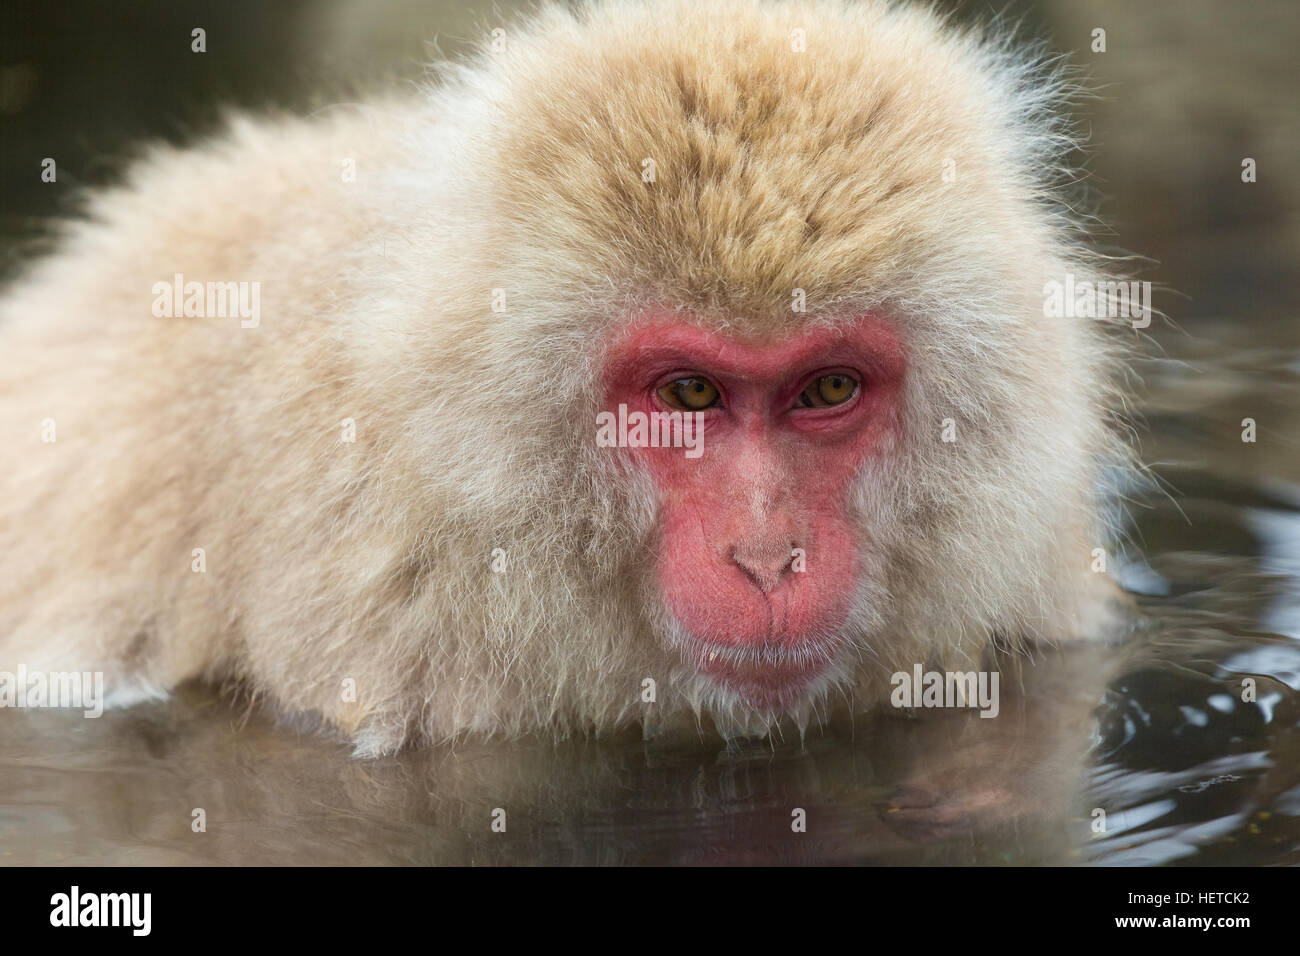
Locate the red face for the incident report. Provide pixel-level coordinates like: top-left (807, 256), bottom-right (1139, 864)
top-left (602, 315), bottom-right (907, 708)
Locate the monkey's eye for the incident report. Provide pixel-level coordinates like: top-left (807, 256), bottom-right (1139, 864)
top-left (657, 377), bottom-right (721, 411)
top-left (797, 373), bottom-right (859, 408)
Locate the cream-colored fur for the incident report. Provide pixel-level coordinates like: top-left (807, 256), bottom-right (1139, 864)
top-left (0, 0), bottom-right (1134, 754)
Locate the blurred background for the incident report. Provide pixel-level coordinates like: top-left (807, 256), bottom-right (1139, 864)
top-left (1, 0), bottom-right (1298, 865)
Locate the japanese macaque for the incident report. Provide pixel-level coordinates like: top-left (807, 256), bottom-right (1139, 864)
top-left (0, 0), bottom-right (1134, 756)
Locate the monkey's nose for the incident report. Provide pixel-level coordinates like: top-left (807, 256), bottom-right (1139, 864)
top-left (731, 542), bottom-right (796, 593)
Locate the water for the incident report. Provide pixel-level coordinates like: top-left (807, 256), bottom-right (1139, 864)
top-left (3, 334), bottom-right (1298, 864)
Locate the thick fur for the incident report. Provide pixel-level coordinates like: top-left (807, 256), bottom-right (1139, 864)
top-left (0, 0), bottom-right (1132, 754)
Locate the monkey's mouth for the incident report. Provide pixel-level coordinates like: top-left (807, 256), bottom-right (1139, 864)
top-left (687, 635), bottom-right (845, 707)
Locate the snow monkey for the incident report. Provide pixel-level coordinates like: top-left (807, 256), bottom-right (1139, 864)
top-left (0, 0), bottom-right (1135, 755)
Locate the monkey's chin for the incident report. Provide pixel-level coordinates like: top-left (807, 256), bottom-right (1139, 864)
top-left (687, 636), bottom-right (845, 711)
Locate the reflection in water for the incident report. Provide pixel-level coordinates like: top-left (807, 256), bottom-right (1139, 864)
top-left (0, 650), bottom-right (1115, 865)
top-left (1086, 595), bottom-right (1300, 864)
top-left (1079, 331), bottom-right (1300, 865)
top-left (1, 338), bottom-right (1299, 865)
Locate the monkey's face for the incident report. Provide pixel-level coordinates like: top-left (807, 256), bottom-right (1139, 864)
top-left (604, 314), bottom-right (907, 709)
